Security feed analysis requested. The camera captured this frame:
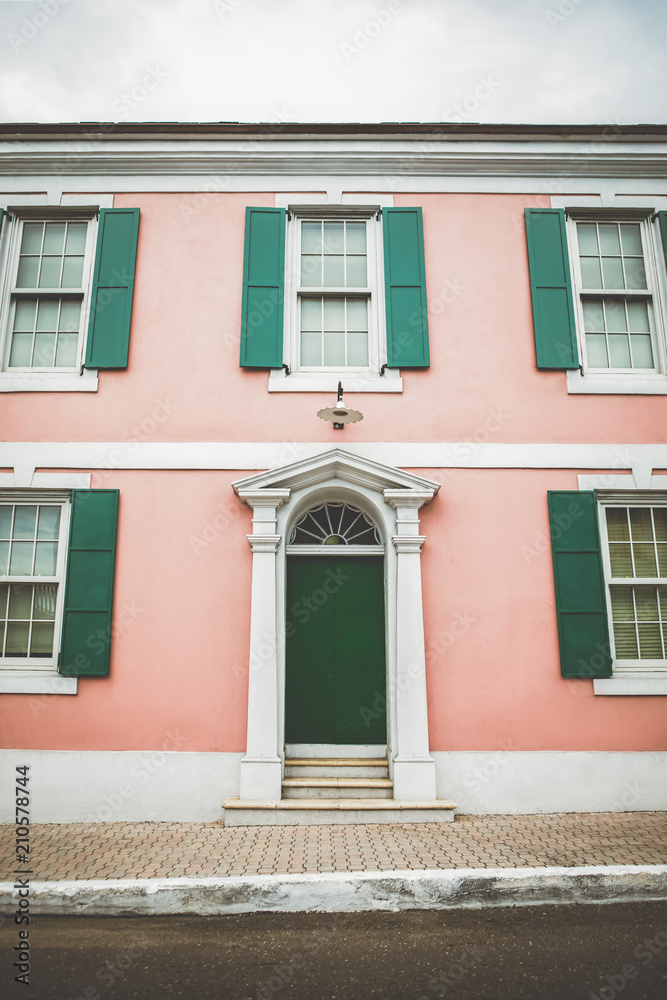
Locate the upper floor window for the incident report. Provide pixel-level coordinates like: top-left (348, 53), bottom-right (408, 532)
top-left (0, 206), bottom-right (140, 391)
top-left (239, 205), bottom-right (430, 391)
top-left (290, 213), bottom-right (381, 374)
top-left (569, 217), bottom-right (663, 374)
top-left (3, 215), bottom-right (96, 372)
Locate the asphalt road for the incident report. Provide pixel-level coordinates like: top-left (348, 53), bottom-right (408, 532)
top-left (2, 902), bottom-right (667, 1000)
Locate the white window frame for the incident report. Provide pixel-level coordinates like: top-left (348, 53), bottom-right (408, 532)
top-left (269, 204), bottom-right (402, 393)
top-left (565, 209), bottom-right (667, 395)
top-left (593, 488), bottom-right (667, 695)
top-left (0, 208), bottom-right (100, 393)
top-left (0, 490), bottom-right (76, 695)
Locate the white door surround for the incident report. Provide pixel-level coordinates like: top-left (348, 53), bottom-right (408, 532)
top-left (233, 448), bottom-right (440, 802)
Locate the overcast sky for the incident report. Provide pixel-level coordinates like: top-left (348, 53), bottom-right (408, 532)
top-left (0, 0), bottom-right (665, 125)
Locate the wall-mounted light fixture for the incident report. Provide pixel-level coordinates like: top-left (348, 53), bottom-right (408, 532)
top-left (317, 382), bottom-right (363, 430)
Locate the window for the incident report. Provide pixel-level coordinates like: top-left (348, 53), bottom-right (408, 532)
top-left (524, 207), bottom-right (667, 392)
top-left (0, 495), bottom-right (68, 669)
top-left (568, 216), bottom-right (664, 375)
top-left (1, 214), bottom-right (96, 374)
top-left (0, 207), bottom-right (140, 390)
top-left (288, 211), bottom-right (382, 376)
top-left (0, 488), bottom-right (120, 694)
top-left (239, 206), bottom-right (430, 389)
top-left (600, 502), bottom-right (667, 665)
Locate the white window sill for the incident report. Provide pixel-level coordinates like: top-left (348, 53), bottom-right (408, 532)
top-left (566, 370), bottom-right (667, 395)
top-left (0, 669), bottom-right (78, 695)
top-left (0, 370), bottom-right (99, 392)
top-left (594, 672), bottom-right (667, 695)
top-left (268, 370), bottom-right (403, 393)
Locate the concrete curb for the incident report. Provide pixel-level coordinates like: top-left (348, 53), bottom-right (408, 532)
top-left (2, 866), bottom-right (667, 916)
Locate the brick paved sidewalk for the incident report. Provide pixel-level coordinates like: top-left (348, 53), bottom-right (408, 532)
top-left (2, 813), bottom-right (666, 880)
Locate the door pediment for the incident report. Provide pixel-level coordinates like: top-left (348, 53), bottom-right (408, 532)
top-left (232, 447), bottom-right (441, 500)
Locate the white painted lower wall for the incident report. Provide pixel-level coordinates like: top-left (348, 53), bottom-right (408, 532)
top-left (433, 751), bottom-right (667, 815)
top-left (1, 749), bottom-right (665, 822)
top-left (0, 750), bottom-right (243, 823)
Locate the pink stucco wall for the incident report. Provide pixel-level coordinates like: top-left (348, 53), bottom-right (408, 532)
top-left (2, 468), bottom-right (665, 753)
top-left (2, 189), bottom-right (665, 754)
top-left (4, 191), bottom-right (666, 446)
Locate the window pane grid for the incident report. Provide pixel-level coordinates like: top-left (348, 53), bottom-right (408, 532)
top-left (0, 582), bottom-right (57, 658)
top-left (8, 296), bottom-right (82, 369)
top-left (300, 296), bottom-right (369, 367)
top-left (0, 503), bottom-right (61, 577)
top-left (300, 220), bottom-right (368, 290)
top-left (606, 506), bottom-right (667, 661)
top-left (576, 220), bottom-right (655, 373)
top-left (17, 221), bottom-right (86, 291)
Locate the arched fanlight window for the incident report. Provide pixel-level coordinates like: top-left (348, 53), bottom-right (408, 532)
top-left (289, 501), bottom-right (381, 546)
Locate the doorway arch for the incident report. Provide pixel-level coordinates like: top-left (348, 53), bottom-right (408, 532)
top-left (233, 448), bottom-right (439, 802)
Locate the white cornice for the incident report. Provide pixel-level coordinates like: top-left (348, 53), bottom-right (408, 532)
top-left (1, 139), bottom-right (667, 179)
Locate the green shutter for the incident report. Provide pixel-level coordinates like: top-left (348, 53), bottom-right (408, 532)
top-left (59, 490), bottom-right (119, 677)
top-left (657, 211), bottom-right (667, 270)
top-left (239, 207), bottom-right (285, 368)
top-left (84, 208), bottom-right (140, 369)
top-left (547, 491), bottom-right (612, 678)
top-left (382, 207), bottom-right (429, 368)
top-left (525, 209), bottom-right (579, 370)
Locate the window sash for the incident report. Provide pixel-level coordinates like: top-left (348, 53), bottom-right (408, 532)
top-left (567, 215), bottom-right (665, 375)
top-left (1, 215), bottom-right (97, 374)
top-left (0, 496), bottom-right (69, 668)
top-left (285, 210), bottom-right (384, 375)
top-left (599, 499), bottom-right (667, 667)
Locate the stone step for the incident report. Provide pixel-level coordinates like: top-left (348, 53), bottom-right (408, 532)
top-left (284, 758), bottom-right (390, 779)
top-left (282, 777), bottom-right (393, 800)
top-left (222, 797), bottom-right (458, 827)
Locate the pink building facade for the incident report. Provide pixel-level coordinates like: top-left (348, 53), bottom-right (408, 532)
top-left (0, 123), bottom-right (665, 823)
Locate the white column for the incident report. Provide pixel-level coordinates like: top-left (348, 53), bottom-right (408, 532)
top-left (384, 489), bottom-right (437, 801)
top-left (237, 489), bottom-right (290, 801)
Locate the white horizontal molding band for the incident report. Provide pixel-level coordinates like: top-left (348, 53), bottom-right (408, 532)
top-left (3, 176), bottom-right (667, 197)
top-left (2, 442), bottom-right (667, 475)
top-left (1, 137), bottom-right (667, 179)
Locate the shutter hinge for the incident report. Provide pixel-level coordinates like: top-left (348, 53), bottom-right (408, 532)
top-left (379, 363), bottom-right (387, 376)
top-left (579, 364), bottom-right (584, 377)
top-left (282, 363), bottom-right (291, 376)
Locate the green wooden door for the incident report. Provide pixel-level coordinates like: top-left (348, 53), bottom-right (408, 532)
top-left (285, 556), bottom-right (386, 745)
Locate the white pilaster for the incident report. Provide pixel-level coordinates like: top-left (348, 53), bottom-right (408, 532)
top-left (237, 489), bottom-right (290, 801)
top-left (384, 490), bottom-right (437, 801)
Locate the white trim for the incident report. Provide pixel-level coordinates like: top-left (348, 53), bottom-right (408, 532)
top-left (268, 370), bottom-right (402, 392)
top-left (285, 744), bottom-right (387, 758)
top-left (0, 670), bottom-right (77, 694)
top-left (0, 371), bottom-right (99, 392)
top-left (594, 674), bottom-right (667, 695)
top-left (566, 369), bottom-right (667, 394)
top-left (551, 195), bottom-right (667, 211)
top-left (3, 441), bottom-right (667, 472)
top-left (3, 136), bottom-right (667, 181)
top-left (0, 193), bottom-right (114, 211)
